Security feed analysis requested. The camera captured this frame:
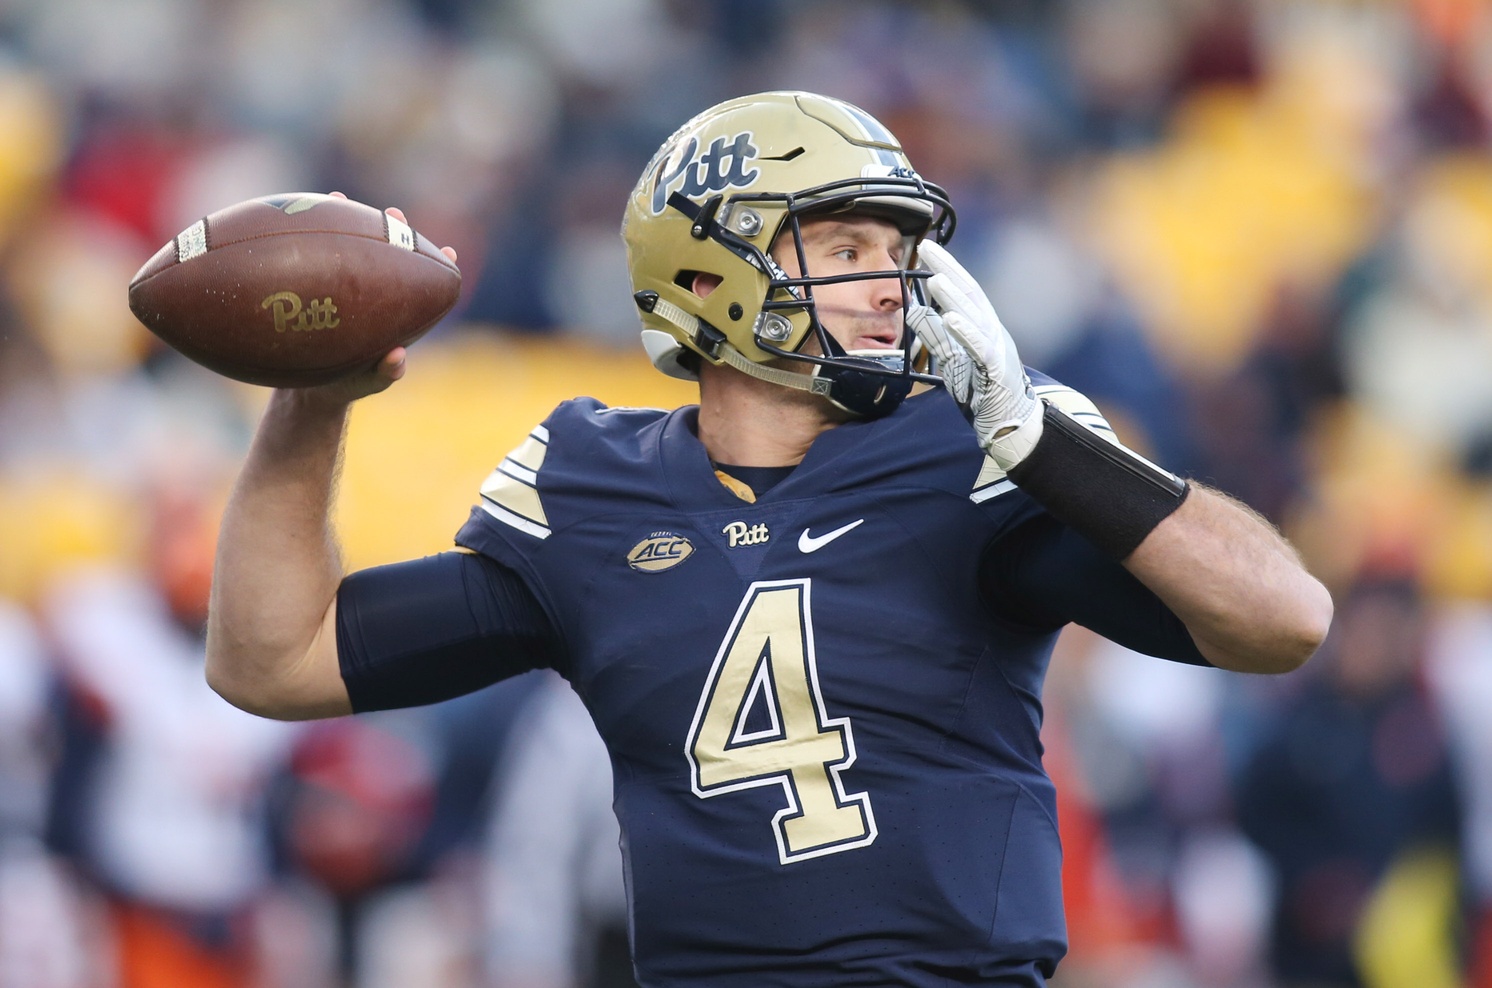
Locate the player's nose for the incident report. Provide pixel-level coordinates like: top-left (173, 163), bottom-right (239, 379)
top-left (869, 269), bottom-right (904, 312)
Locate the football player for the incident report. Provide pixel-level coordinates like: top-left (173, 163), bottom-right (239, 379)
top-left (206, 92), bottom-right (1332, 986)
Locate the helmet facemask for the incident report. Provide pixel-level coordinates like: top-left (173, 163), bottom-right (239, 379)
top-left (661, 174), bottom-right (955, 419)
top-left (763, 182), bottom-right (953, 418)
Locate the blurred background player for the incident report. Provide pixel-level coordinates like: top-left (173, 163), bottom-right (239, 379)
top-left (482, 672), bottom-right (634, 988)
top-left (1236, 567), bottom-right (1462, 988)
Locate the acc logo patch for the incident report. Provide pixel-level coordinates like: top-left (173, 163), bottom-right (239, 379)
top-left (627, 532), bottom-right (695, 573)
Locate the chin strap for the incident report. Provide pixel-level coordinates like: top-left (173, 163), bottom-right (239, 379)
top-left (639, 292), bottom-right (908, 417)
top-left (646, 294), bottom-right (832, 397)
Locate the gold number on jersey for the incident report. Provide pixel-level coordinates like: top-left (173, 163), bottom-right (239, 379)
top-left (686, 579), bottom-right (876, 864)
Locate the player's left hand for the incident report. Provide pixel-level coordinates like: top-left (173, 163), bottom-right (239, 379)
top-left (907, 240), bottom-right (1043, 469)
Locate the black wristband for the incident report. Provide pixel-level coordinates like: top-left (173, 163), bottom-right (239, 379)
top-left (1007, 402), bottom-right (1189, 559)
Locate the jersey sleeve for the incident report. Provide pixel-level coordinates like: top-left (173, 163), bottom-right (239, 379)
top-left (450, 410), bottom-right (576, 671)
top-left (979, 513), bottom-right (1209, 665)
top-left (451, 402), bottom-right (596, 617)
top-left (336, 551), bottom-right (563, 713)
top-left (973, 374), bottom-right (1208, 665)
top-left (450, 399), bottom-right (675, 685)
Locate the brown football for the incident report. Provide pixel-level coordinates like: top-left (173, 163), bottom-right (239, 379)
top-left (128, 193), bottom-right (461, 387)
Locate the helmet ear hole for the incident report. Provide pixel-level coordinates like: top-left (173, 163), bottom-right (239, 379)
top-left (677, 270), bottom-right (723, 299)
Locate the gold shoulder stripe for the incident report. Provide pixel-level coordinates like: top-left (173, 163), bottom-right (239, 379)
top-left (479, 427), bottom-right (551, 538)
top-left (1034, 385), bottom-right (1119, 445)
top-left (971, 456), bottom-right (1017, 504)
top-left (506, 427), bottom-right (549, 473)
top-left (971, 385), bottom-right (1116, 504)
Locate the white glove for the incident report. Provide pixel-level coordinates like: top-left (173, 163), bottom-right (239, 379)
top-left (907, 240), bottom-right (1044, 470)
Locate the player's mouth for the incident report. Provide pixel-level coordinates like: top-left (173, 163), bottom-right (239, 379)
top-left (810, 312), bottom-right (902, 354)
top-left (853, 326), bottom-right (901, 350)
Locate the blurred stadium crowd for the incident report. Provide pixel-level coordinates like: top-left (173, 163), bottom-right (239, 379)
top-left (0, 0), bottom-right (1491, 986)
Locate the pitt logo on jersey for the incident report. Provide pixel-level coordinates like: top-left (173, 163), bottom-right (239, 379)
top-left (628, 532), bottom-right (695, 573)
top-left (650, 131), bottom-right (760, 214)
top-left (723, 521), bottom-right (770, 547)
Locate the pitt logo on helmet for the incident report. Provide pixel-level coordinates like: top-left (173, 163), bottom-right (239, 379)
top-left (627, 532), bottom-right (695, 572)
top-left (650, 132), bottom-right (761, 215)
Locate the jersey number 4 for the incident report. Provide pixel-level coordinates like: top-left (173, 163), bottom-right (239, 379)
top-left (686, 579), bottom-right (877, 864)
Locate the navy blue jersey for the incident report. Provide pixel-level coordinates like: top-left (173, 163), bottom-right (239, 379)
top-left (444, 383), bottom-right (1205, 987)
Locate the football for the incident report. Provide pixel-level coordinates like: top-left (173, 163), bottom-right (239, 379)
top-left (128, 193), bottom-right (461, 387)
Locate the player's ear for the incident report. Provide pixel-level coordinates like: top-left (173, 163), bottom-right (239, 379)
top-left (691, 272), bottom-right (723, 298)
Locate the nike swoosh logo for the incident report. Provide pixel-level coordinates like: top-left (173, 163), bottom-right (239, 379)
top-left (797, 519), bottom-right (864, 553)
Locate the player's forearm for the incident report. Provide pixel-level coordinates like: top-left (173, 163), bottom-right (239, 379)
top-left (1000, 402), bottom-right (1329, 673)
top-left (1122, 483), bottom-right (1332, 674)
top-left (206, 389), bottom-right (355, 719)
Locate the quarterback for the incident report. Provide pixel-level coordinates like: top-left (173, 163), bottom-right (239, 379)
top-left (207, 92), bottom-right (1332, 986)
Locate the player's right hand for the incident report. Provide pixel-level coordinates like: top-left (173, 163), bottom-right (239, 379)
top-left (287, 346), bottom-right (408, 407)
top-left (908, 240), bottom-right (1043, 470)
top-left (285, 197), bottom-right (459, 407)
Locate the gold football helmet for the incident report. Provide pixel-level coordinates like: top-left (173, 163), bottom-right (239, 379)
top-left (622, 91), bottom-right (955, 418)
